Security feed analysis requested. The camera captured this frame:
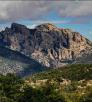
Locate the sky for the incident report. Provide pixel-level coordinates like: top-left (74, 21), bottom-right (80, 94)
top-left (0, 0), bottom-right (92, 41)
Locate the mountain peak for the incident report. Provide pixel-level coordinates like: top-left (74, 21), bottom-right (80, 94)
top-left (11, 23), bottom-right (26, 28)
top-left (11, 23), bottom-right (27, 32)
top-left (35, 23), bottom-right (59, 31)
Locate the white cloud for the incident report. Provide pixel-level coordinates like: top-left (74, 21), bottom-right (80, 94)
top-left (89, 31), bottom-right (92, 35)
top-left (28, 24), bottom-right (37, 29)
top-left (0, 1), bottom-right (92, 23)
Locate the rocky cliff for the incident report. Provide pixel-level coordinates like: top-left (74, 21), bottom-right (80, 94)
top-left (0, 23), bottom-right (92, 68)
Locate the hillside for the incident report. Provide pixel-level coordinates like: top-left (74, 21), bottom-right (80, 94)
top-left (75, 48), bottom-right (92, 64)
top-left (24, 64), bottom-right (92, 102)
top-left (0, 46), bottom-right (44, 76)
top-left (31, 64), bottom-right (92, 81)
top-left (0, 64), bottom-right (92, 102)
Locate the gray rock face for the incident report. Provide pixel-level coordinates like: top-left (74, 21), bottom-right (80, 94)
top-left (0, 23), bottom-right (92, 67)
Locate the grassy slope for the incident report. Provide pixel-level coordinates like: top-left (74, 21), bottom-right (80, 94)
top-left (32, 64), bottom-right (92, 81)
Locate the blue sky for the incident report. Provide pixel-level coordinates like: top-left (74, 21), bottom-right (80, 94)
top-left (0, 1), bottom-right (92, 41)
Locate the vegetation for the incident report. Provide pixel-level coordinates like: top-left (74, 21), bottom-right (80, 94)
top-left (0, 73), bottom-right (66, 102)
top-left (0, 64), bottom-right (92, 102)
top-left (32, 64), bottom-right (92, 80)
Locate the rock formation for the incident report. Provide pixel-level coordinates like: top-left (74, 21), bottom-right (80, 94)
top-left (0, 23), bottom-right (92, 68)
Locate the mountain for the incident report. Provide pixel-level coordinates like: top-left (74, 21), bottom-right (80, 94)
top-left (0, 23), bottom-right (92, 69)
